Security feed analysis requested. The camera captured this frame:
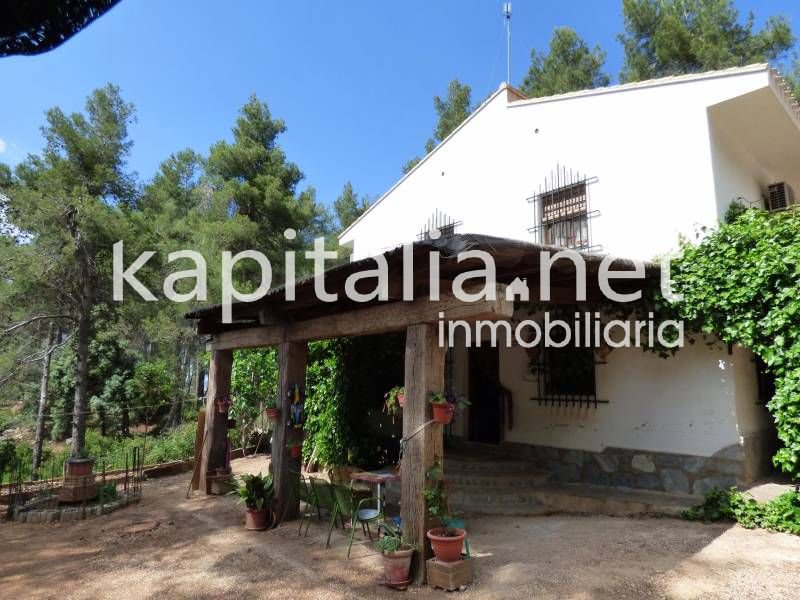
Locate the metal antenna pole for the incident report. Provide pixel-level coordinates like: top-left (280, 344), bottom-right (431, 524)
top-left (503, 2), bottom-right (512, 84)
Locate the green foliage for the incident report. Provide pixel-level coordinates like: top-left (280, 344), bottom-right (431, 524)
top-left (683, 486), bottom-right (800, 534)
top-left (230, 348), bottom-right (278, 442)
top-left (97, 482), bottom-right (117, 503)
top-left (333, 182), bottom-right (369, 231)
top-left (126, 360), bottom-right (174, 423)
top-left (619, 0), bottom-right (795, 82)
top-left (383, 386), bottom-right (404, 418)
top-left (304, 335), bottom-right (404, 468)
top-left (375, 523), bottom-right (416, 553)
top-left (234, 472), bottom-right (274, 510)
top-left (521, 27), bottom-right (610, 98)
top-left (671, 207), bottom-right (800, 476)
top-left (404, 80), bottom-right (472, 173)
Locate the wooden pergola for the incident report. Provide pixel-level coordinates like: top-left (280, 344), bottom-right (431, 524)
top-left (186, 234), bottom-right (656, 582)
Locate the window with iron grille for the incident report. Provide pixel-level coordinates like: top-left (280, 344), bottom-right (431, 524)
top-left (528, 166), bottom-right (599, 251)
top-left (417, 209), bottom-right (460, 241)
top-left (540, 181), bottom-right (589, 249)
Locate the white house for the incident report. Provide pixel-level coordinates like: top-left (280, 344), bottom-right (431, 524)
top-left (338, 64), bottom-right (800, 495)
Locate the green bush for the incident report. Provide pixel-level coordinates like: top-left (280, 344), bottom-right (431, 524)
top-left (683, 486), bottom-right (800, 534)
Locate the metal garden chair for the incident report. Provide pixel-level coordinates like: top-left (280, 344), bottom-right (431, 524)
top-left (326, 482), bottom-right (384, 558)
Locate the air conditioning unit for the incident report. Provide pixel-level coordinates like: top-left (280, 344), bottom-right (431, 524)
top-left (766, 182), bottom-right (796, 212)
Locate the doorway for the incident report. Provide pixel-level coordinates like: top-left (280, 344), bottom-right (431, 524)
top-left (468, 345), bottom-right (502, 444)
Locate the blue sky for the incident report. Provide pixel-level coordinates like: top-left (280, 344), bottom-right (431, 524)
top-left (1, 0), bottom-right (798, 207)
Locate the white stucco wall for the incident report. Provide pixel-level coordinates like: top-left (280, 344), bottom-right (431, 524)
top-left (446, 320), bottom-right (766, 459)
top-left (340, 66), bottom-right (788, 262)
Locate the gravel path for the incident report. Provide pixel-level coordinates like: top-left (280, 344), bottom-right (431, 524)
top-left (1, 456), bottom-right (798, 599)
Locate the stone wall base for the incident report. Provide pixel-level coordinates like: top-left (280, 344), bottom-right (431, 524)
top-left (500, 441), bottom-right (745, 496)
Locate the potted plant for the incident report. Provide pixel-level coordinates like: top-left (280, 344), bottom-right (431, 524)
top-left (264, 396), bottom-right (279, 422)
top-left (424, 479), bottom-right (465, 563)
top-left (383, 386), bottom-right (405, 420)
top-left (428, 391), bottom-right (470, 425)
top-left (235, 472), bottom-right (275, 530)
top-left (375, 523), bottom-right (416, 589)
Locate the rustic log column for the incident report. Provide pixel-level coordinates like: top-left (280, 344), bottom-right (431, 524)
top-left (273, 341), bottom-right (308, 522)
top-left (199, 348), bottom-right (233, 493)
top-left (401, 323), bottom-right (445, 584)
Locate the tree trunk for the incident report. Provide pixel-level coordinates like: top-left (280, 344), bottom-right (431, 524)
top-left (70, 311), bottom-right (90, 458)
top-left (166, 344), bottom-right (190, 429)
top-left (32, 325), bottom-right (57, 475)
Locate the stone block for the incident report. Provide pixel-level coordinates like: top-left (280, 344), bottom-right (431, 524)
top-left (632, 454), bottom-right (656, 473)
top-left (611, 472), bottom-right (636, 488)
top-left (693, 476), bottom-right (736, 495)
top-left (660, 469), bottom-right (690, 494)
top-left (594, 454), bottom-right (619, 473)
top-left (682, 456), bottom-right (706, 473)
top-left (563, 450), bottom-right (584, 466)
top-left (548, 461), bottom-right (581, 483)
top-left (636, 473), bottom-right (662, 490)
top-left (583, 464), bottom-right (610, 486)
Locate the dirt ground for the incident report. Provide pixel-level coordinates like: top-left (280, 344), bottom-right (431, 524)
top-left (1, 456), bottom-right (798, 600)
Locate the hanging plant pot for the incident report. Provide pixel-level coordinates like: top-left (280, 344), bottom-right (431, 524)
top-left (265, 407), bottom-right (279, 421)
top-left (427, 527), bottom-right (466, 563)
top-left (397, 392), bottom-right (405, 408)
top-left (244, 507), bottom-right (268, 531)
top-left (289, 444), bottom-right (302, 458)
top-left (431, 403), bottom-right (455, 425)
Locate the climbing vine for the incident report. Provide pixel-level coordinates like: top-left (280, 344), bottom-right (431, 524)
top-left (670, 207), bottom-right (800, 478)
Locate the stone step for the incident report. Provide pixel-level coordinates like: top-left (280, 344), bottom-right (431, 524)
top-left (444, 458), bottom-right (541, 475)
top-left (445, 470), bottom-right (551, 489)
top-left (448, 483), bottom-right (698, 518)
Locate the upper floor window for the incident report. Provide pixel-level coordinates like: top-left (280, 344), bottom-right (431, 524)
top-left (418, 209), bottom-right (460, 241)
top-left (529, 166), bottom-right (599, 251)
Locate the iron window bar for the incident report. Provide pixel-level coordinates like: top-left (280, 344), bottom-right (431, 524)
top-left (527, 166), bottom-right (601, 252)
top-left (418, 209), bottom-right (462, 241)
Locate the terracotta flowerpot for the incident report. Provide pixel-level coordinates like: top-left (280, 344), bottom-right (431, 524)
top-left (289, 444), bottom-right (302, 458)
top-left (382, 548), bottom-right (413, 588)
top-left (431, 403), bottom-right (454, 425)
top-left (397, 392), bottom-right (405, 408)
top-left (244, 507), bottom-right (268, 530)
top-left (265, 407), bottom-right (279, 421)
top-left (66, 458), bottom-right (94, 477)
top-left (427, 527), bottom-right (466, 563)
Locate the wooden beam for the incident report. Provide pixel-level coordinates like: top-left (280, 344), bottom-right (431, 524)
top-left (211, 284), bottom-right (512, 351)
top-left (199, 349), bottom-right (233, 493)
top-left (401, 323), bottom-right (445, 585)
top-left (273, 341), bottom-right (308, 522)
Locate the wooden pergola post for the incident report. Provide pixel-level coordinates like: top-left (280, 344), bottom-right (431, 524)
top-left (273, 340), bottom-right (308, 522)
top-left (401, 323), bottom-right (445, 585)
top-left (199, 348), bottom-right (233, 493)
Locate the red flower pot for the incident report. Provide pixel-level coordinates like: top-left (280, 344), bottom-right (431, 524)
top-left (397, 392), bottom-right (405, 408)
top-left (265, 407), bottom-right (279, 421)
top-left (381, 548), bottom-right (413, 588)
top-left (289, 444), bottom-right (302, 458)
top-left (431, 403), bottom-right (454, 425)
top-left (66, 458), bottom-right (94, 477)
top-left (244, 507), bottom-right (268, 531)
top-left (427, 527), bottom-right (466, 563)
